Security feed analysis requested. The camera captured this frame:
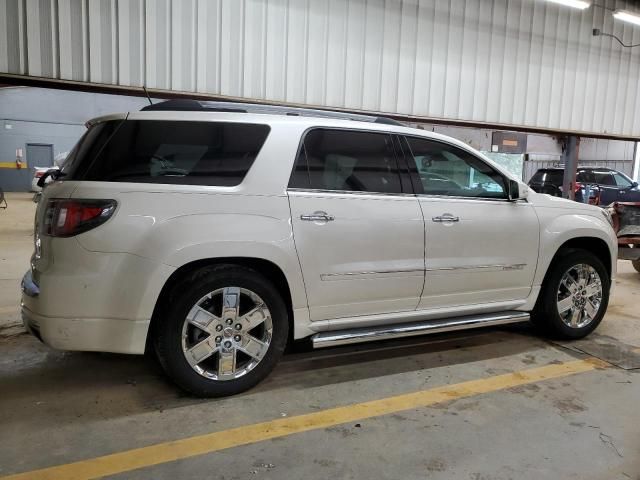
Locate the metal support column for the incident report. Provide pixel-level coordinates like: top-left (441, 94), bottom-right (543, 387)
top-left (561, 136), bottom-right (580, 201)
top-left (633, 142), bottom-right (640, 182)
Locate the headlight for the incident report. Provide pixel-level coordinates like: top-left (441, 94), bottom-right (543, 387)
top-left (600, 208), bottom-right (614, 228)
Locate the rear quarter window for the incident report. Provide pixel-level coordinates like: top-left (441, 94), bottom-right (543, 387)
top-left (70, 120), bottom-right (270, 186)
top-left (530, 170), bottom-right (563, 185)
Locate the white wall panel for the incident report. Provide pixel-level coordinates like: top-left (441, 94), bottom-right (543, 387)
top-left (2, 0), bottom-right (640, 136)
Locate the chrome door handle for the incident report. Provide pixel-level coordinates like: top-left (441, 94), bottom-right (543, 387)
top-left (432, 214), bottom-right (459, 223)
top-left (300, 211), bottom-right (335, 222)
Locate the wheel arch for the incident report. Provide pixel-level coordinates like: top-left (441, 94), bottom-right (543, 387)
top-left (542, 236), bottom-right (612, 287)
top-left (146, 257), bottom-right (295, 352)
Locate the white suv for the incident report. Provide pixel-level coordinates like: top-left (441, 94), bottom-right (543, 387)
top-left (21, 100), bottom-right (617, 397)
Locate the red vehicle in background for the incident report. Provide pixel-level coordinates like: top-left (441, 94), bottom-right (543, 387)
top-left (607, 202), bottom-right (640, 273)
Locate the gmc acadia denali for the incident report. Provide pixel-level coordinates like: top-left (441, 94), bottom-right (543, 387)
top-left (22, 100), bottom-right (617, 397)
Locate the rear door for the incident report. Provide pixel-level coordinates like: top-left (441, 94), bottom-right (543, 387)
top-left (401, 135), bottom-right (539, 310)
top-left (593, 170), bottom-right (619, 205)
top-left (288, 128), bottom-right (425, 321)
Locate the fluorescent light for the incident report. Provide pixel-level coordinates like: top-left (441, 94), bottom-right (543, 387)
top-left (613, 10), bottom-right (640, 27)
top-left (544, 0), bottom-right (591, 9)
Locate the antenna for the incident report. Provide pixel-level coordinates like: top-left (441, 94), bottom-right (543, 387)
top-left (142, 86), bottom-right (153, 106)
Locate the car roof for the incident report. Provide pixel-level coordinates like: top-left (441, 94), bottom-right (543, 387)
top-left (140, 99), bottom-right (405, 126)
top-left (536, 167), bottom-right (617, 172)
top-left (85, 101), bottom-right (521, 181)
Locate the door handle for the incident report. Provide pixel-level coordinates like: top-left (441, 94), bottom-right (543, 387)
top-left (300, 211), bottom-right (335, 222)
top-left (432, 214), bottom-right (460, 223)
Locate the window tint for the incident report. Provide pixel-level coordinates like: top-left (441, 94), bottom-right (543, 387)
top-left (73, 120), bottom-right (269, 186)
top-left (530, 170), bottom-right (563, 185)
top-left (62, 120), bottom-right (123, 179)
top-left (593, 171), bottom-right (615, 186)
top-left (405, 137), bottom-right (507, 198)
top-left (612, 171), bottom-right (633, 188)
top-left (290, 129), bottom-right (403, 194)
top-left (576, 170), bottom-right (594, 183)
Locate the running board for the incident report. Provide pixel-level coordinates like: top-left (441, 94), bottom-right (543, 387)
top-left (311, 311), bottom-right (530, 349)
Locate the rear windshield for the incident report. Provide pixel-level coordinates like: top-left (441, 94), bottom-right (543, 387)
top-left (529, 170), bottom-right (563, 185)
top-left (64, 120), bottom-right (270, 186)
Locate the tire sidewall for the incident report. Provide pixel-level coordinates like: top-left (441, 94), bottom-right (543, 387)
top-left (539, 249), bottom-right (610, 339)
top-left (155, 266), bottom-right (289, 397)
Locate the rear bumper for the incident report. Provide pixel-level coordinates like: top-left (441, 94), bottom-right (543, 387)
top-left (20, 248), bottom-right (175, 354)
top-left (21, 270), bottom-right (40, 298)
top-left (21, 304), bottom-right (149, 354)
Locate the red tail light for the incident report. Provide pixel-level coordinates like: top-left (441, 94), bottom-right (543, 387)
top-left (35, 171), bottom-right (45, 178)
top-left (43, 199), bottom-right (117, 237)
top-left (574, 182), bottom-right (582, 193)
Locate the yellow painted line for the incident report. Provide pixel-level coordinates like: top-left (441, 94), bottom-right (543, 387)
top-left (0, 357), bottom-right (608, 480)
top-left (0, 162), bottom-right (26, 169)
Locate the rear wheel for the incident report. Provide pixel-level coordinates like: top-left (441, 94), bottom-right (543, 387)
top-left (632, 259), bottom-right (640, 274)
top-left (154, 265), bottom-right (288, 397)
top-left (532, 249), bottom-right (609, 339)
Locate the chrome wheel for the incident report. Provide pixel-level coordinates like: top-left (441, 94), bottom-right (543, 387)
top-left (556, 264), bottom-right (602, 329)
top-left (181, 287), bottom-right (273, 381)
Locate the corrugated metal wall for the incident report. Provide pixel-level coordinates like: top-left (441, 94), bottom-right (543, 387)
top-left (1, 0), bottom-right (640, 136)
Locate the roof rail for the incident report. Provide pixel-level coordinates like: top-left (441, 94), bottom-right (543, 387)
top-left (140, 99), bottom-right (404, 126)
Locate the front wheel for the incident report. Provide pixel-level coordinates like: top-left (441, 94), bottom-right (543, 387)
top-left (154, 265), bottom-right (289, 397)
top-left (532, 248), bottom-right (609, 339)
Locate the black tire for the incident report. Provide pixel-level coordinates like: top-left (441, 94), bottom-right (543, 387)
top-left (632, 259), bottom-right (640, 274)
top-left (154, 264), bottom-right (289, 397)
top-left (532, 248), bottom-right (609, 339)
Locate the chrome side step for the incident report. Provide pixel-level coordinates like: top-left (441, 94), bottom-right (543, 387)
top-left (311, 311), bottom-right (530, 349)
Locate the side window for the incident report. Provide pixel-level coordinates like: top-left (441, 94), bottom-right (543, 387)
top-left (612, 172), bottom-right (633, 188)
top-left (404, 136), bottom-right (507, 199)
top-left (289, 129), bottom-right (403, 194)
top-left (79, 121), bottom-right (270, 186)
top-left (576, 170), bottom-right (593, 183)
top-left (593, 172), bottom-right (616, 186)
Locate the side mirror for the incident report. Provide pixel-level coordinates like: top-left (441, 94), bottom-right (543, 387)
top-left (632, 181), bottom-right (638, 189)
top-left (508, 179), bottom-right (527, 201)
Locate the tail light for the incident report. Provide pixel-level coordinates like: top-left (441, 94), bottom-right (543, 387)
top-left (34, 170), bottom-right (45, 178)
top-left (43, 199), bottom-right (117, 237)
top-left (574, 182), bottom-right (582, 193)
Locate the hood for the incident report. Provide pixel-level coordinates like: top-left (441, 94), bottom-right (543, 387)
top-left (526, 189), bottom-right (602, 214)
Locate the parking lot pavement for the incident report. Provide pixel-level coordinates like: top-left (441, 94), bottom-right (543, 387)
top-left (0, 192), bottom-right (639, 480)
top-left (0, 193), bottom-right (35, 335)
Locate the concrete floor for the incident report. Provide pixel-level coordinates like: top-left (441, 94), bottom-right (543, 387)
top-left (1, 192), bottom-right (639, 480)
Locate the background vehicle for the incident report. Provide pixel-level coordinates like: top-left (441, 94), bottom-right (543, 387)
top-left (528, 167), bottom-right (640, 205)
top-left (31, 166), bottom-right (59, 192)
top-left (21, 101), bottom-right (617, 397)
top-left (607, 202), bottom-right (640, 274)
top-left (31, 152), bottom-right (68, 192)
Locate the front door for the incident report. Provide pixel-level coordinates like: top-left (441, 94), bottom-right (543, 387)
top-left (401, 135), bottom-right (539, 310)
top-left (592, 170), bottom-right (620, 205)
top-left (288, 128), bottom-right (425, 321)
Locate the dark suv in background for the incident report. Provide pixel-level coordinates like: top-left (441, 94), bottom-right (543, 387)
top-left (528, 167), bottom-right (640, 205)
